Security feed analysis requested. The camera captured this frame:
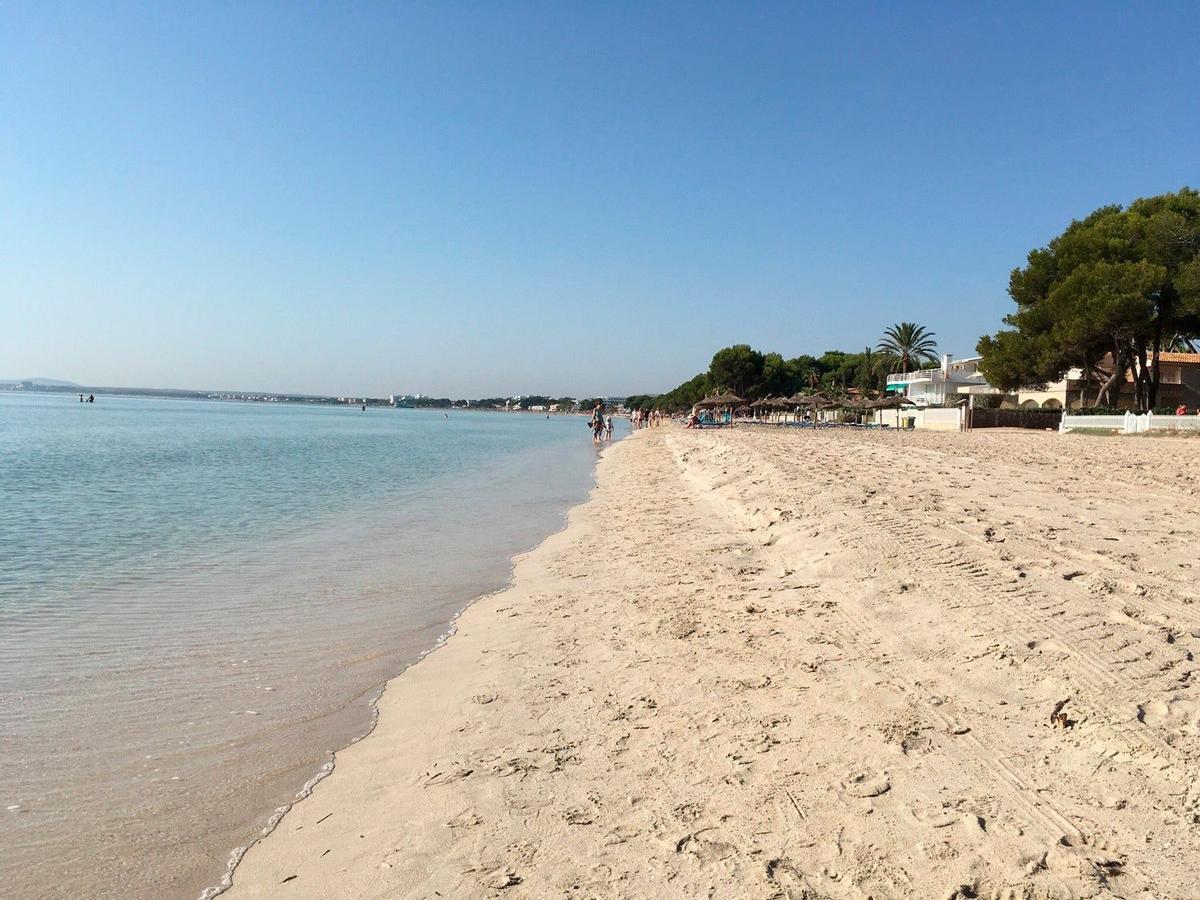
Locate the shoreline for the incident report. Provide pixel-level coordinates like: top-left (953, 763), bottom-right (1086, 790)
top-left (222, 434), bottom-right (633, 898)
top-left (204, 437), bottom-right (619, 900)
top-left (200, 595), bottom-right (467, 900)
top-left (224, 426), bottom-right (1200, 898)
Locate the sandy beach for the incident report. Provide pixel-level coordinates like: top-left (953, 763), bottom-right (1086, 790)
top-left (225, 426), bottom-right (1200, 899)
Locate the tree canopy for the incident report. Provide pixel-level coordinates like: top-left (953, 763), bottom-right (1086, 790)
top-left (977, 188), bottom-right (1200, 409)
top-left (876, 322), bottom-right (938, 373)
top-left (627, 343), bottom-right (893, 412)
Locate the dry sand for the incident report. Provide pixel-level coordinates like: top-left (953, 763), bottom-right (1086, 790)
top-left (225, 426), bottom-right (1200, 899)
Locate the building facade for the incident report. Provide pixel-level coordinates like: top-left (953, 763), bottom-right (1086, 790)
top-left (885, 354), bottom-right (996, 406)
top-left (1015, 352), bottom-right (1200, 410)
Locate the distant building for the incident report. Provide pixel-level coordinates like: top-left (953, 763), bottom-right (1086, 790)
top-left (1016, 352), bottom-right (1200, 410)
top-left (885, 355), bottom-right (996, 406)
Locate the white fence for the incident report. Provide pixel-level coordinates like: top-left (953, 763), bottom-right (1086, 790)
top-left (1060, 411), bottom-right (1200, 434)
top-left (873, 406), bottom-right (965, 431)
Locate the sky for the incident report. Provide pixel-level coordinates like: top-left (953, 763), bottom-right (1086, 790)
top-left (3, 2), bottom-right (1199, 398)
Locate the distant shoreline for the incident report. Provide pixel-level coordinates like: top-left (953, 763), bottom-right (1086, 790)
top-left (0, 385), bottom-right (606, 413)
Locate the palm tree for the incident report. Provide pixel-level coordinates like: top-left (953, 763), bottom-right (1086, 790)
top-left (876, 322), bottom-right (939, 374)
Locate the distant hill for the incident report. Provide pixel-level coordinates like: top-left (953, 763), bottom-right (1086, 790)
top-left (0, 377), bottom-right (83, 388)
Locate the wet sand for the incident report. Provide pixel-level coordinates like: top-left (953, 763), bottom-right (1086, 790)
top-left (226, 426), bottom-right (1200, 898)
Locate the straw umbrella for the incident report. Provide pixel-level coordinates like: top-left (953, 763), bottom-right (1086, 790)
top-left (695, 391), bottom-right (743, 407)
top-left (865, 393), bottom-right (913, 428)
top-left (750, 395), bottom-right (776, 422)
top-left (810, 393), bottom-right (839, 423)
top-left (693, 391), bottom-right (744, 423)
top-left (776, 392), bottom-right (804, 424)
top-left (766, 395), bottom-right (794, 424)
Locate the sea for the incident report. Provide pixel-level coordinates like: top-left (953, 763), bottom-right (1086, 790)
top-left (0, 391), bottom-right (616, 899)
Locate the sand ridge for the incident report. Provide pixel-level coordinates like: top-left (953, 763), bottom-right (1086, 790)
top-left (225, 427), bottom-right (1200, 899)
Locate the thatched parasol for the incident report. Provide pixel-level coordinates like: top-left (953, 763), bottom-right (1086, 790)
top-left (694, 391), bottom-right (744, 408)
top-left (866, 394), bottom-right (914, 409)
top-left (756, 395), bottom-right (794, 420)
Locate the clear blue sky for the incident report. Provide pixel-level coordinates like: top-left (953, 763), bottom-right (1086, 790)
top-left (3, 2), bottom-right (1198, 398)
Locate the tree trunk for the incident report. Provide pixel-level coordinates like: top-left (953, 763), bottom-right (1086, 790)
top-left (1149, 332), bottom-right (1162, 409)
top-left (1081, 363), bottom-right (1098, 408)
top-left (1150, 286), bottom-right (1174, 409)
top-left (1096, 347), bottom-right (1128, 407)
top-left (1134, 342), bottom-right (1150, 411)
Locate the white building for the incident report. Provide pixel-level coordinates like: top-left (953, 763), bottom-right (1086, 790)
top-left (885, 354), bottom-right (997, 406)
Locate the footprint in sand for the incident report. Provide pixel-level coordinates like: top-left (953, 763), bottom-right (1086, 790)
top-left (479, 867), bottom-right (521, 889)
top-left (564, 808), bottom-right (594, 825)
top-left (1136, 695), bottom-right (1200, 735)
top-left (444, 809), bottom-right (482, 829)
top-left (909, 803), bottom-right (959, 828)
top-left (842, 771), bottom-right (890, 798)
top-left (422, 766), bottom-right (473, 786)
top-left (765, 857), bottom-right (820, 898)
top-left (900, 732), bottom-right (933, 755)
top-left (603, 824), bottom-right (640, 845)
top-left (675, 830), bottom-right (737, 865)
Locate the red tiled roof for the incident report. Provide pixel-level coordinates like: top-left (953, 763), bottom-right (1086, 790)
top-left (1157, 352), bottom-right (1200, 364)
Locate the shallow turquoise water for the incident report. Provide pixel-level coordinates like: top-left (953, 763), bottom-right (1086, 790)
top-left (0, 393), bottom-right (593, 610)
top-left (0, 392), bottom-right (614, 899)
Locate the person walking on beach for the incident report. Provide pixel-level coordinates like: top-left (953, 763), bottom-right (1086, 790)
top-left (590, 402), bottom-right (606, 444)
top-left (605, 414), bottom-right (614, 441)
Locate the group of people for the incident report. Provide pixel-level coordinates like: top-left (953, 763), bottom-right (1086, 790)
top-left (589, 402), bottom-right (615, 444)
top-left (586, 404), bottom-right (667, 444)
top-left (631, 408), bottom-right (662, 430)
top-left (684, 408), bottom-right (733, 428)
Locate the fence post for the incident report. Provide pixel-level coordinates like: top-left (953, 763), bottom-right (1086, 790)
top-left (1122, 411), bottom-right (1133, 434)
